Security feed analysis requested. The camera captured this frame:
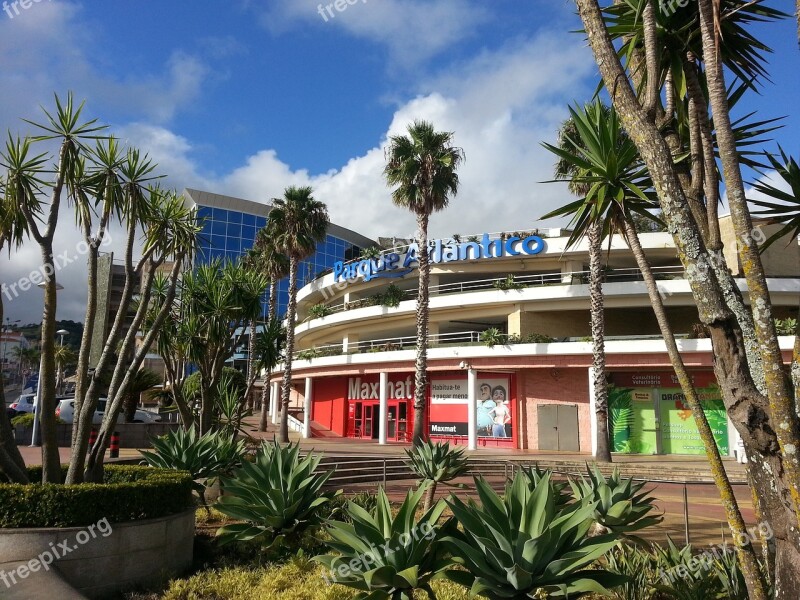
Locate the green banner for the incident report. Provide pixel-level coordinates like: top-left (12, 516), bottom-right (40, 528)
top-left (660, 386), bottom-right (728, 455)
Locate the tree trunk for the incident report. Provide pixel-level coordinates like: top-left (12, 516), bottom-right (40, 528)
top-left (412, 212), bottom-right (430, 448)
top-left (71, 239), bottom-right (98, 451)
top-left (574, 2), bottom-right (800, 593)
top-left (624, 219), bottom-right (769, 600)
top-left (37, 246), bottom-right (62, 483)
top-left (0, 289), bottom-right (29, 483)
top-left (697, 0), bottom-right (800, 526)
top-left (245, 319), bottom-right (257, 410)
top-left (588, 223), bottom-right (611, 462)
top-left (423, 481), bottom-right (437, 513)
top-left (258, 280), bottom-right (279, 432)
top-left (279, 258), bottom-right (298, 444)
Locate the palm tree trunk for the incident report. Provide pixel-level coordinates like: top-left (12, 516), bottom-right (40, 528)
top-left (71, 240), bottom-right (98, 451)
top-left (697, 0), bottom-right (800, 530)
top-left (279, 259), bottom-right (298, 443)
top-left (412, 212), bottom-right (431, 448)
top-left (423, 481), bottom-right (437, 513)
top-left (588, 223), bottom-right (611, 462)
top-left (245, 319), bottom-right (257, 410)
top-left (623, 219), bottom-right (769, 600)
top-left (38, 246), bottom-right (62, 483)
top-left (259, 280), bottom-right (279, 432)
top-left (0, 291), bottom-right (28, 483)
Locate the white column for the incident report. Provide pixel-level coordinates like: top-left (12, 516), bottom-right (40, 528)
top-left (271, 382), bottom-right (280, 425)
top-left (467, 368), bottom-right (477, 451)
top-left (303, 377), bottom-right (313, 439)
top-left (588, 367), bottom-right (598, 457)
top-left (379, 372), bottom-right (389, 445)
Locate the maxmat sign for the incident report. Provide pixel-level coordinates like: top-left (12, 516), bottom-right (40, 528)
top-left (333, 233), bottom-right (546, 283)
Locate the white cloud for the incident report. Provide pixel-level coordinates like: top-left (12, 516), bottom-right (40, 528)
top-left (260, 0), bottom-right (488, 67)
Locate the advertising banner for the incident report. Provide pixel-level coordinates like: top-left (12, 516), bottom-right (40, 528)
top-left (429, 376), bottom-right (512, 439)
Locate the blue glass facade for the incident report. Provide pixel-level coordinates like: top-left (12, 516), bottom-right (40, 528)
top-left (195, 205), bottom-right (362, 316)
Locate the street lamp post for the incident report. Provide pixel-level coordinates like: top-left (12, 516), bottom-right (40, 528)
top-left (30, 281), bottom-right (64, 447)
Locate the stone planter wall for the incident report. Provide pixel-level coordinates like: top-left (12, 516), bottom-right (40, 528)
top-left (0, 508), bottom-right (195, 598)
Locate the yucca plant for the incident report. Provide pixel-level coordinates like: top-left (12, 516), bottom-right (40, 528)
top-left (603, 543), bottom-right (660, 600)
top-left (404, 440), bottom-right (470, 511)
top-left (315, 484), bottom-right (455, 599)
top-left (570, 464), bottom-right (662, 538)
top-left (215, 441), bottom-right (340, 547)
top-left (139, 427), bottom-right (246, 508)
top-left (443, 471), bottom-right (626, 598)
top-left (651, 538), bottom-right (721, 600)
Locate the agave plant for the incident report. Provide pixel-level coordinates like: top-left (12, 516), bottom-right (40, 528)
top-left (443, 471), bottom-right (626, 598)
top-left (215, 441), bottom-right (340, 547)
top-left (519, 464), bottom-right (572, 509)
top-left (315, 484), bottom-right (455, 600)
top-left (570, 464), bottom-right (662, 538)
top-left (404, 439), bottom-right (470, 511)
top-left (139, 427), bottom-right (246, 508)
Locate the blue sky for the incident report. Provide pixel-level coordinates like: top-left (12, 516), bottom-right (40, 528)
top-left (1, 0), bottom-right (797, 322)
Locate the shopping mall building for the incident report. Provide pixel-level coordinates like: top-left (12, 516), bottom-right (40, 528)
top-left (267, 217), bottom-right (797, 458)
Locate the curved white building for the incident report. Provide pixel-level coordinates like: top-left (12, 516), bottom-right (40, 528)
top-left (270, 216), bottom-right (798, 456)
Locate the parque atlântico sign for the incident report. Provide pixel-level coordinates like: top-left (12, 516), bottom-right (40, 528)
top-left (333, 232), bottom-right (546, 283)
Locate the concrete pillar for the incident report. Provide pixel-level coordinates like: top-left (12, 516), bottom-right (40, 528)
top-left (428, 321), bottom-right (440, 345)
top-left (271, 382), bottom-right (280, 425)
top-left (507, 309), bottom-right (538, 338)
top-left (303, 377), bottom-right (313, 439)
top-left (379, 372), bottom-right (389, 445)
top-left (429, 274), bottom-right (440, 296)
top-left (467, 368), bottom-right (477, 451)
top-left (561, 260), bottom-right (584, 283)
top-left (343, 332), bottom-right (359, 353)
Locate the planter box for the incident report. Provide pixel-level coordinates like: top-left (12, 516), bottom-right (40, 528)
top-left (0, 508), bottom-right (195, 598)
top-left (14, 422), bottom-right (181, 448)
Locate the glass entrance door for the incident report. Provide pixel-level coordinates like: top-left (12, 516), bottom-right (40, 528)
top-left (349, 400), bottom-right (410, 441)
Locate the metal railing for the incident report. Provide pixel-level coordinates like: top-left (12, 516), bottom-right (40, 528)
top-left (294, 330), bottom-right (484, 360)
top-left (308, 265), bottom-right (686, 318)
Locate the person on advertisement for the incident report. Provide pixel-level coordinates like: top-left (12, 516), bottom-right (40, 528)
top-left (487, 385), bottom-right (510, 437)
top-left (476, 383), bottom-right (494, 436)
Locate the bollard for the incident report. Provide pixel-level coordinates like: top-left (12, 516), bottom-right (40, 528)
top-left (110, 431), bottom-right (120, 459)
top-left (88, 428), bottom-right (98, 451)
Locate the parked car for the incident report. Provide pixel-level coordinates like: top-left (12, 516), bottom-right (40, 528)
top-left (8, 393), bottom-right (36, 415)
top-left (55, 399), bottom-right (162, 424)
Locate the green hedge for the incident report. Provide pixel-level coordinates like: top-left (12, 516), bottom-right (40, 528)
top-left (0, 465), bottom-right (193, 528)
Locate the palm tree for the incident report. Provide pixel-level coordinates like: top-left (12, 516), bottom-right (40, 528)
top-left (0, 170), bottom-right (33, 483)
top-left (543, 101), bottom-right (615, 463)
top-left (253, 318), bottom-right (286, 430)
top-left (54, 344), bottom-right (76, 396)
top-left (3, 93), bottom-right (105, 483)
top-left (383, 120), bottom-right (464, 447)
top-left (541, 98), bottom-right (767, 599)
top-left (267, 186), bottom-right (329, 443)
top-left (252, 228), bottom-right (290, 431)
top-left (121, 368), bottom-right (162, 422)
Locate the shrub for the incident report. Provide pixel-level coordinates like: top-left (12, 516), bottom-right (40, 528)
top-left (11, 413), bottom-right (64, 427)
top-left (775, 317), bottom-right (797, 336)
top-left (603, 543), bottom-right (660, 600)
top-left (322, 491), bottom-right (378, 524)
top-left (315, 484), bottom-right (456, 600)
top-left (0, 465), bottom-right (192, 528)
top-left (140, 427), bottom-right (246, 507)
top-left (309, 303), bottom-right (334, 320)
top-left (215, 441), bottom-right (340, 547)
top-left (479, 327), bottom-right (505, 347)
top-left (377, 283), bottom-right (405, 308)
top-left (404, 440), bottom-right (469, 511)
top-left (443, 471), bottom-right (626, 597)
top-left (493, 274), bottom-right (523, 290)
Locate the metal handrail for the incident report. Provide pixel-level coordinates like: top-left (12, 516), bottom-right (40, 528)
top-left (309, 265), bottom-right (686, 317)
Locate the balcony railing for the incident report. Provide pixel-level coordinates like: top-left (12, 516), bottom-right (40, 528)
top-left (306, 265), bottom-right (687, 318)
